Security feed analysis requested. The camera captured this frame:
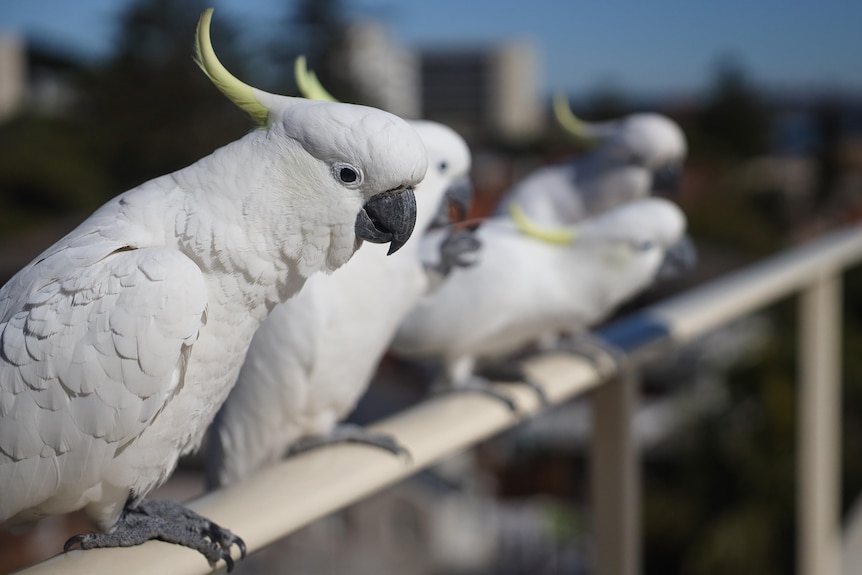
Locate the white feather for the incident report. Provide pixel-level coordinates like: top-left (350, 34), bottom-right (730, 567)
top-left (496, 113), bottom-right (687, 225)
top-left (0, 94), bottom-right (427, 532)
top-left (208, 122), bottom-right (472, 487)
top-left (392, 198), bottom-right (688, 383)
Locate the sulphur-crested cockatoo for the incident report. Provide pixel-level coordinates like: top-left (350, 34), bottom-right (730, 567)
top-left (392, 198), bottom-right (690, 398)
top-left (494, 95), bottom-right (687, 226)
top-left (0, 9), bottom-right (426, 570)
top-left (205, 61), bottom-right (474, 488)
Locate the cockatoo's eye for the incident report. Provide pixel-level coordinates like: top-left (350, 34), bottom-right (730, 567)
top-left (340, 167), bottom-right (357, 182)
top-left (333, 163), bottom-right (363, 187)
top-left (438, 161), bottom-right (448, 174)
top-left (632, 239), bottom-right (654, 251)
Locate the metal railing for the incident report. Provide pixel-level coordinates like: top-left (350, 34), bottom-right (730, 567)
top-left (16, 223), bottom-right (862, 575)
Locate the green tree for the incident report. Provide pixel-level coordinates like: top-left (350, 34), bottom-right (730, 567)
top-left (87, 0), bottom-right (253, 192)
top-left (269, 0), bottom-right (373, 104)
top-left (698, 58), bottom-right (770, 159)
top-left (0, 41), bottom-right (109, 238)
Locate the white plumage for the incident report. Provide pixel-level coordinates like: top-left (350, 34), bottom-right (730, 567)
top-left (495, 111), bottom-right (687, 226)
top-left (392, 198), bottom-right (688, 385)
top-left (0, 9), bottom-right (427, 556)
top-left (207, 120), bottom-right (472, 487)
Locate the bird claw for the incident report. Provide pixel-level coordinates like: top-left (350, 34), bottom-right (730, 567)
top-left (63, 534), bottom-right (88, 553)
top-left (522, 378), bottom-right (550, 408)
top-left (477, 361), bottom-right (550, 409)
top-left (286, 424), bottom-right (413, 464)
top-left (62, 499), bottom-right (245, 572)
top-left (233, 535), bottom-right (247, 559)
top-left (556, 334), bottom-right (629, 379)
top-left (222, 551), bottom-right (234, 573)
top-left (205, 519), bottom-right (245, 569)
top-left (432, 377), bottom-right (520, 413)
top-left (436, 228), bottom-right (482, 276)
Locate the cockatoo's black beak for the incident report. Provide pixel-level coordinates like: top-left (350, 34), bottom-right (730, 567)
top-left (355, 188), bottom-right (417, 255)
top-left (656, 234), bottom-right (697, 281)
top-left (652, 163), bottom-right (683, 195)
top-left (430, 176), bottom-right (473, 228)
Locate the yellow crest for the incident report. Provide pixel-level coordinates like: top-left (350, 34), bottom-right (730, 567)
top-left (552, 92), bottom-right (599, 149)
top-left (509, 202), bottom-right (576, 244)
top-left (194, 8), bottom-right (269, 125)
top-left (294, 56), bottom-right (339, 102)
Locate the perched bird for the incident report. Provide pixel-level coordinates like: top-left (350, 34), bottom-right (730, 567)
top-left (392, 198), bottom-right (691, 398)
top-left (494, 94), bottom-right (687, 226)
top-left (206, 61), bottom-right (475, 488)
top-left (0, 9), bottom-right (426, 571)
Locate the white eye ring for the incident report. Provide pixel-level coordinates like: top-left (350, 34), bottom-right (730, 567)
top-left (332, 162), bottom-right (363, 187)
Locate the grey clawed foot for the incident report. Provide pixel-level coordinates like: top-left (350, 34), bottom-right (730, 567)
top-left (557, 334), bottom-right (630, 379)
top-left (286, 424), bottom-right (412, 464)
top-left (432, 376), bottom-right (520, 413)
top-left (63, 499), bottom-right (245, 572)
top-left (437, 228), bottom-right (482, 276)
top-left (477, 361), bottom-right (550, 409)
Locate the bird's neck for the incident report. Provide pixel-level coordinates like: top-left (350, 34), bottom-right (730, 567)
top-left (166, 140), bottom-right (327, 317)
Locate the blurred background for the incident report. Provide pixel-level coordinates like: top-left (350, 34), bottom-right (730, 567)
top-left (1, 1), bottom-right (862, 573)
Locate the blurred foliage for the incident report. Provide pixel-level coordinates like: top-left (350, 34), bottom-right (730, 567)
top-left (0, 114), bottom-right (108, 233)
top-left (85, 0), bottom-right (253, 192)
top-left (0, 0), bottom-right (255, 242)
top-left (0, 0), bottom-right (373, 243)
top-left (644, 301), bottom-right (798, 575)
top-left (579, 83), bottom-right (630, 122)
top-left (643, 276), bottom-right (862, 575)
top-left (677, 63), bottom-right (792, 253)
top-left (268, 0), bottom-right (366, 103)
top-left (682, 184), bottom-right (784, 257)
top-left (696, 58), bottom-right (771, 160)
top-left (812, 99), bottom-right (844, 211)
top-left (635, 59), bottom-right (862, 575)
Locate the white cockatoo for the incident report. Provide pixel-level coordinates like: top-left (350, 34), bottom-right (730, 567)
top-left (205, 61), bottom-right (475, 488)
top-left (0, 9), bottom-right (427, 570)
top-left (391, 198), bottom-right (690, 397)
top-left (494, 95), bottom-right (687, 226)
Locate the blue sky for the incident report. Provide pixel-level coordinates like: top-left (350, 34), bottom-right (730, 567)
top-left (2, 0), bottom-right (861, 97)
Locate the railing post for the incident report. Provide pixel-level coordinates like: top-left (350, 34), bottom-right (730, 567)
top-left (591, 369), bottom-right (640, 575)
top-left (798, 273), bottom-right (842, 575)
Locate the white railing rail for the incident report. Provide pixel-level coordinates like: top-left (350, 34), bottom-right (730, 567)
top-left (16, 224), bottom-right (862, 575)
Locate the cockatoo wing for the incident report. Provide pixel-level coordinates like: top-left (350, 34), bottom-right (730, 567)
top-left (0, 238), bottom-right (207, 525)
top-left (495, 163), bottom-right (586, 224)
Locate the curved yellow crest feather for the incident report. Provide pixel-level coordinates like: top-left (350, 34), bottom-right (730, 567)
top-left (294, 56), bottom-right (339, 103)
top-left (195, 8), bottom-right (269, 125)
top-left (509, 202), bottom-right (576, 245)
top-left (552, 92), bottom-right (599, 149)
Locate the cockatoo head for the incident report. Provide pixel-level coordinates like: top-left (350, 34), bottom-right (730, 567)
top-left (194, 9), bottom-right (426, 266)
top-left (291, 59), bottom-right (473, 234)
top-left (606, 114), bottom-right (687, 193)
top-left (575, 198), bottom-right (692, 302)
top-left (266, 100), bottom-right (427, 255)
top-left (574, 197), bottom-right (687, 253)
top-left (408, 120), bottom-right (473, 230)
top-left (553, 94), bottom-right (687, 193)
top-left (580, 198), bottom-right (694, 289)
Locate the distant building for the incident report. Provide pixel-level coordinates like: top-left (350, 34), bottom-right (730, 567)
top-left (0, 34), bottom-right (26, 121)
top-left (0, 33), bottom-right (84, 122)
top-left (336, 21), bottom-right (544, 145)
top-left (420, 40), bottom-right (543, 144)
top-left (338, 20), bottom-right (421, 120)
